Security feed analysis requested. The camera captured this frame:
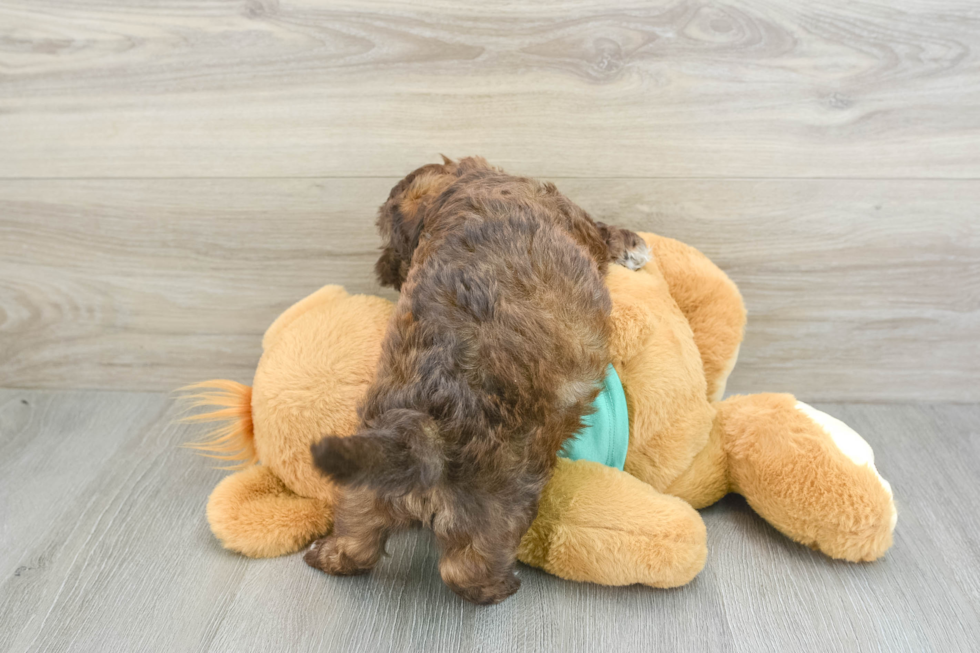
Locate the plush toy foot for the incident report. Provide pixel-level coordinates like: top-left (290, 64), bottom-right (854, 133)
top-left (720, 394), bottom-right (897, 562)
top-left (519, 459), bottom-right (707, 588)
top-left (207, 465), bottom-right (333, 558)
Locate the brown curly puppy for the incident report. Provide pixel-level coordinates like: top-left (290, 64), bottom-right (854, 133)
top-left (306, 157), bottom-right (649, 604)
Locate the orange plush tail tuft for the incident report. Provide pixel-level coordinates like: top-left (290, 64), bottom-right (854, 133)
top-left (178, 380), bottom-right (257, 469)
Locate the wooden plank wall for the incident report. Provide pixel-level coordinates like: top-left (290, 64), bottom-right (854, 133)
top-left (1, 0), bottom-right (977, 401)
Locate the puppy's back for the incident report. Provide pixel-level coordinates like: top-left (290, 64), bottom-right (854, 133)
top-left (360, 201), bottom-right (610, 492)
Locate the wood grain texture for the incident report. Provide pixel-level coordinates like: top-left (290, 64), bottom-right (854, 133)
top-left (1, 390), bottom-right (978, 652)
top-left (1, 178), bottom-right (977, 400)
top-left (1, 0), bottom-right (979, 178)
top-left (0, 390), bottom-right (251, 653)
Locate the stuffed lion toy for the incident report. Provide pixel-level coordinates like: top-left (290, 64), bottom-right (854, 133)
top-left (185, 233), bottom-right (896, 588)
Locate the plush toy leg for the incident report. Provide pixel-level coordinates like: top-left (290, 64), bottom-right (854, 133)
top-left (207, 465), bottom-right (334, 558)
top-left (701, 394), bottom-right (897, 562)
top-left (518, 459), bottom-right (707, 588)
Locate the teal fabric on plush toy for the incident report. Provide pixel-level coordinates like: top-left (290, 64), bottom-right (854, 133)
top-left (559, 364), bottom-right (629, 470)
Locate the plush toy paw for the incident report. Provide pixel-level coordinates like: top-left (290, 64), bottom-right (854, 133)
top-left (720, 394), bottom-right (897, 563)
top-left (519, 459), bottom-right (708, 588)
top-left (206, 465), bottom-right (334, 558)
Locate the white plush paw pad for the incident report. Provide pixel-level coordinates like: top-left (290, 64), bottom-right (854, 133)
top-left (620, 241), bottom-right (652, 271)
top-left (795, 401), bottom-right (897, 532)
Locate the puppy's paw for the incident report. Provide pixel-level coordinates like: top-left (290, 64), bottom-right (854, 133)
top-left (304, 536), bottom-right (373, 576)
top-left (616, 238), bottom-right (651, 271)
top-left (598, 223), bottom-right (652, 270)
top-left (449, 572), bottom-right (521, 606)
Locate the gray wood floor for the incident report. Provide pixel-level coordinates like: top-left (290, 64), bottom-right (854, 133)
top-left (1, 389), bottom-right (977, 653)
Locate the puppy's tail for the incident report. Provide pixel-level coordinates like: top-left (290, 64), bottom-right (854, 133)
top-left (311, 410), bottom-right (443, 493)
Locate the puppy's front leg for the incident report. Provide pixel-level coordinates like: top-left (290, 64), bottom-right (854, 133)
top-left (438, 535), bottom-right (521, 605)
top-left (596, 222), bottom-right (651, 270)
top-left (436, 494), bottom-right (540, 605)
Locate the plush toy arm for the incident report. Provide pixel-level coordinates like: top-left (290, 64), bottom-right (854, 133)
top-left (518, 458), bottom-right (707, 588)
top-left (726, 394), bottom-right (896, 562)
top-left (668, 394), bottom-right (897, 562)
top-left (638, 234), bottom-right (746, 402)
top-left (207, 465), bottom-right (334, 558)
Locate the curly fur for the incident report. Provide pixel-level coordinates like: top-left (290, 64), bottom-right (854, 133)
top-left (307, 157), bottom-right (649, 604)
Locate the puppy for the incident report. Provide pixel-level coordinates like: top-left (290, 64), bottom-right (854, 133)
top-left (306, 157), bottom-right (649, 604)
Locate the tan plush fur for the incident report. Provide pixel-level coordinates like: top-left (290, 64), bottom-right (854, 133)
top-left (647, 236), bottom-right (746, 403)
top-left (254, 286), bottom-right (393, 501)
top-left (720, 393), bottom-right (895, 562)
top-left (606, 263), bottom-right (714, 494)
top-left (518, 458), bottom-right (708, 588)
top-left (187, 233), bottom-right (897, 585)
top-left (207, 465), bottom-right (334, 558)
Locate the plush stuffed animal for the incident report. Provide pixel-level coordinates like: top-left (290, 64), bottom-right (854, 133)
top-left (185, 233), bottom-right (896, 588)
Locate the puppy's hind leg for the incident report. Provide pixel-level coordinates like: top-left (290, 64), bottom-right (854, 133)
top-left (305, 487), bottom-right (393, 576)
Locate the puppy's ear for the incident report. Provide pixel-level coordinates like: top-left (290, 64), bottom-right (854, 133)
top-left (375, 199), bottom-right (423, 290)
top-left (439, 153), bottom-right (453, 165)
top-left (375, 167), bottom-right (453, 290)
top-left (374, 244), bottom-right (408, 291)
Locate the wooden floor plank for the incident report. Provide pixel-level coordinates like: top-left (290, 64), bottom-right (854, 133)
top-left (0, 389), bottom-right (249, 653)
top-left (1, 178), bottom-right (976, 401)
top-left (715, 403), bottom-right (980, 653)
top-left (2, 391), bottom-right (978, 652)
top-left (0, 391), bottom-right (164, 582)
top-left (1, 1), bottom-right (978, 178)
